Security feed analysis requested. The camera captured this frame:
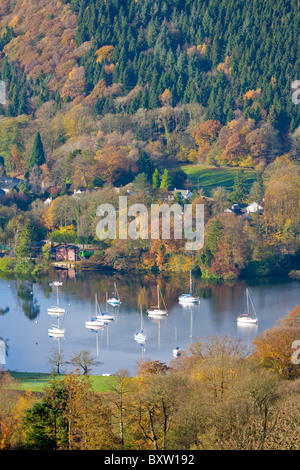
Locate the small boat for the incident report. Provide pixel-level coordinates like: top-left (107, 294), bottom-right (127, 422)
top-left (147, 285), bottom-right (168, 317)
top-left (85, 318), bottom-right (106, 330)
top-left (85, 295), bottom-right (107, 329)
top-left (48, 325), bottom-right (65, 337)
top-left (237, 288), bottom-right (258, 324)
top-left (48, 284), bottom-right (66, 316)
top-left (134, 306), bottom-right (147, 344)
top-left (47, 306), bottom-right (66, 316)
top-left (107, 282), bottom-right (121, 306)
top-left (96, 293), bottom-right (115, 321)
top-left (97, 312), bottom-right (115, 321)
top-left (179, 271), bottom-right (200, 303)
top-left (49, 281), bottom-right (63, 287)
top-left (134, 331), bottom-right (147, 343)
top-left (173, 347), bottom-right (181, 356)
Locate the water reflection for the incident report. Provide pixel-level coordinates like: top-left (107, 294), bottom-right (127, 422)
top-left (237, 323), bottom-right (258, 353)
top-left (16, 280), bottom-right (40, 320)
top-left (0, 270), bottom-right (298, 375)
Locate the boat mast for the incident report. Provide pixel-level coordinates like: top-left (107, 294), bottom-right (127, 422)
top-left (157, 284), bottom-right (160, 308)
top-left (189, 270), bottom-right (192, 294)
top-left (246, 288), bottom-right (249, 315)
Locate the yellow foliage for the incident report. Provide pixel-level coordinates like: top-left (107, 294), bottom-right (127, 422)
top-left (239, 155), bottom-right (255, 167)
top-left (159, 88), bottom-right (172, 106)
top-left (68, 66), bottom-right (85, 81)
top-left (271, 76), bottom-right (277, 88)
top-left (95, 45), bottom-right (114, 63)
top-left (243, 88), bottom-right (261, 101)
top-left (58, 225), bottom-right (75, 234)
top-left (197, 43), bottom-right (207, 56)
top-left (9, 16), bottom-right (19, 28)
top-left (216, 56), bottom-right (231, 75)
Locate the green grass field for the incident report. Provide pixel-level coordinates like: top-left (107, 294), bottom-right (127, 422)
top-left (9, 372), bottom-right (117, 394)
top-left (181, 165), bottom-right (256, 196)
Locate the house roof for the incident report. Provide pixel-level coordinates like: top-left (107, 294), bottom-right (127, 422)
top-left (246, 202), bottom-right (263, 212)
top-left (172, 188), bottom-right (193, 198)
top-left (0, 176), bottom-right (21, 191)
top-left (56, 244), bottom-right (79, 250)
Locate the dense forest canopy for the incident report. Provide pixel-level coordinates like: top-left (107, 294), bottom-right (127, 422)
top-left (0, 0), bottom-right (298, 279)
top-left (69, 0), bottom-right (300, 131)
top-left (0, 0), bottom-right (299, 178)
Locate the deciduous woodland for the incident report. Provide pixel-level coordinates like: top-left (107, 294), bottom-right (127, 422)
top-left (0, 306), bottom-right (299, 450)
top-left (0, 2), bottom-right (299, 451)
top-left (0, 0), bottom-right (298, 278)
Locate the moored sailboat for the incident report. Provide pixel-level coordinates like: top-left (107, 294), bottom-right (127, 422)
top-left (97, 293), bottom-right (115, 321)
top-left (237, 288), bottom-right (258, 324)
top-left (134, 305), bottom-right (147, 344)
top-left (178, 270), bottom-right (200, 303)
top-left (147, 285), bottom-right (168, 317)
top-left (47, 284), bottom-right (66, 316)
top-left (107, 282), bottom-right (121, 306)
top-left (85, 294), bottom-right (107, 329)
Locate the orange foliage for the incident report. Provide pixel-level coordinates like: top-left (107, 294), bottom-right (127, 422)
top-left (192, 120), bottom-right (222, 161)
top-left (1, 0), bottom-right (78, 92)
top-left (95, 45), bottom-right (114, 63)
top-left (243, 88), bottom-right (262, 101)
top-left (252, 305), bottom-right (300, 379)
top-left (95, 132), bottom-right (139, 184)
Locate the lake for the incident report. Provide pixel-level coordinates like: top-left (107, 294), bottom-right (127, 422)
top-left (0, 270), bottom-right (299, 376)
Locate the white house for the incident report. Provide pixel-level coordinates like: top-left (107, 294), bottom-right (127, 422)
top-left (172, 188), bottom-right (193, 200)
top-left (44, 197), bottom-right (52, 205)
top-left (246, 202), bottom-right (263, 213)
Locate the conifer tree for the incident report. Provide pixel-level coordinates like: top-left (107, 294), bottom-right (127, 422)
top-left (160, 169), bottom-right (172, 190)
top-left (152, 168), bottom-right (160, 189)
top-left (28, 132), bottom-right (45, 170)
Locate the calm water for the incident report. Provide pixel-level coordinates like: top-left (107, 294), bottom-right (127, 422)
top-left (0, 270), bottom-right (299, 376)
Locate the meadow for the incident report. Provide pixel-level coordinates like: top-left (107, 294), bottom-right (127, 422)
top-left (9, 372), bottom-right (115, 394)
top-left (181, 165), bottom-right (256, 196)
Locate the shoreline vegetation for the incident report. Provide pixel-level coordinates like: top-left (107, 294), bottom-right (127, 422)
top-left (1, 304), bottom-right (300, 450)
top-left (0, 159), bottom-right (299, 283)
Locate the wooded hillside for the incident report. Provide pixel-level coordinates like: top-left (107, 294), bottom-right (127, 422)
top-left (0, 0), bottom-right (299, 180)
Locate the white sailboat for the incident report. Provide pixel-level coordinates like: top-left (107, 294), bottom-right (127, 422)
top-left (237, 288), bottom-right (258, 324)
top-left (85, 318), bottom-right (106, 330)
top-left (179, 270), bottom-right (200, 303)
top-left (173, 347), bottom-right (181, 356)
top-left (134, 305), bottom-right (147, 344)
top-left (97, 293), bottom-right (115, 321)
top-left (48, 325), bottom-right (66, 337)
top-left (47, 284), bottom-right (66, 316)
top-left (85, 294), bottom-right (107, 329)
top-left (107, 282), bottom-right (121, 306)
top-left (147, 285), bottom-right (168, 317)
top-left (48, 315), bottom-right (65, 338)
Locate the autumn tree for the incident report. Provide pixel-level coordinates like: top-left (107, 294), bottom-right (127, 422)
top-left (251, 305), bottom-right (300, 379)
top-left (95, 132), bottom-right (139, 185)
top-left (106, 369), bottom-right (133, 449)
top-left (263, 159), bottom-right (300, 247)
top-left (68, 350), bottom-right (99, 375)
top-left (192, 120), bottom-right (222, 162)
top-left (22, 373), bottom-right (120, 450)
